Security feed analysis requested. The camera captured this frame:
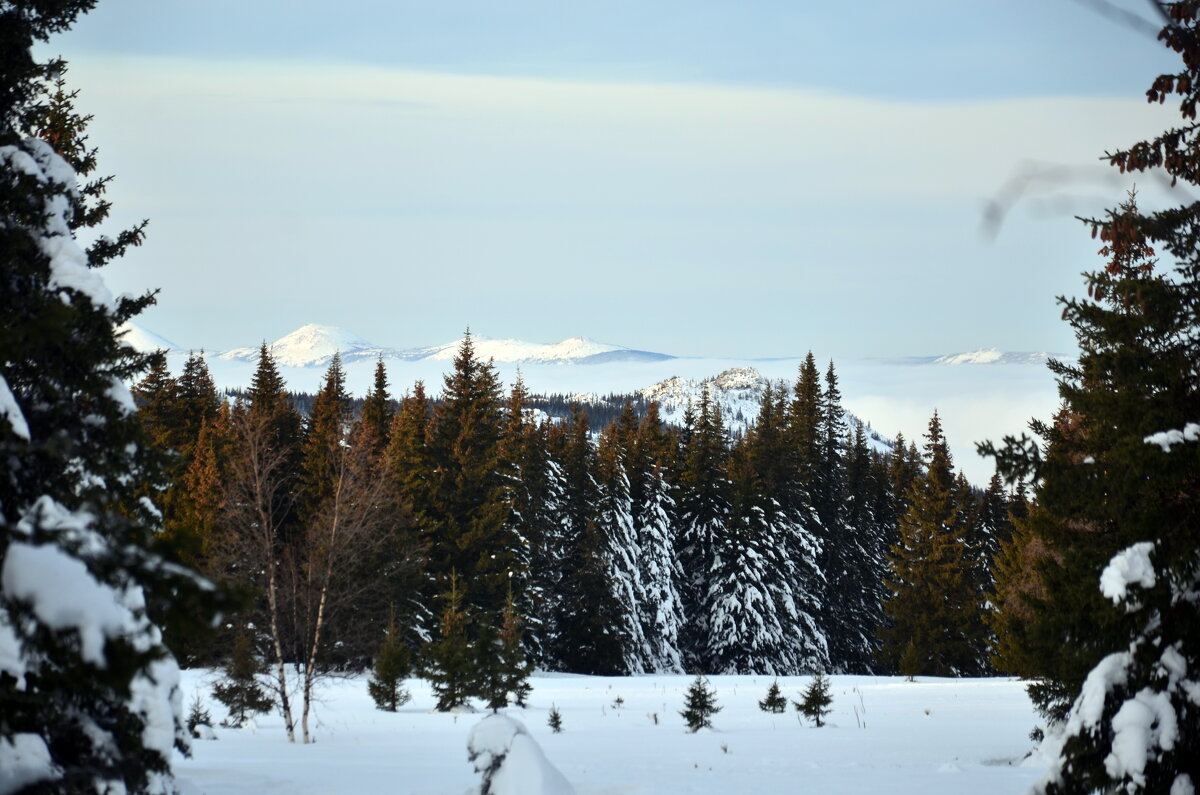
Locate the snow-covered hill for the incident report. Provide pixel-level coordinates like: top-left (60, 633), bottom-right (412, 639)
top-left (638, 366), bottom-right (891, 451)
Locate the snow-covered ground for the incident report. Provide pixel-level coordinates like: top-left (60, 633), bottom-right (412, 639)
top-left (175, 671), bottom-right (1047, 794)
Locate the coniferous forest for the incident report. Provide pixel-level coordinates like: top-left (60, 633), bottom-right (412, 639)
top-left (132, 337), bottom-right (1019, 697)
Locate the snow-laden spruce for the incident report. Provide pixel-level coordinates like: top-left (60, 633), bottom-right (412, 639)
top-left (1, 56), bottom-right (217, 793)
top-left (1034, 540), bottom-right (1199, 795)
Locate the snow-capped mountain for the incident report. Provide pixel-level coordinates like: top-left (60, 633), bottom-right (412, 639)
top-left (399, 334), bottom-right (671, 365)
top-left (117, 322), bottom-right (179, 353)
top-left (932, 348), bottom-right (1063, 366)
top-left (208, 325), bottom-right (672, 368)
top-left (219, 324), bottom-right (389, 367)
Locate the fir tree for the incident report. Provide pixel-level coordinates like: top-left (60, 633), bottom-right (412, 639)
top-left (212, 634), bottom-right (274, 728)
top-left (680, 674), bottom-right (721, 732)
top-left (548, 705), bottom-right (564, 733)
top-left (759, 680), bottom-right (787, 714)
top-left (795, 670), bottom-right (833, 727)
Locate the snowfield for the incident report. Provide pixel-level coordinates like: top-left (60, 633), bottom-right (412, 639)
top-left (174, 671), bottom-right (1047, 794)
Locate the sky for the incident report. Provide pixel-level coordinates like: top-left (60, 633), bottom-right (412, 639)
top-left (41, 0), bottom-right (1186, 359)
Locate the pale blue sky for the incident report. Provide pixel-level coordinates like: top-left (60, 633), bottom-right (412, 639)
top-left (45, 0), bottom-right (1184, 358)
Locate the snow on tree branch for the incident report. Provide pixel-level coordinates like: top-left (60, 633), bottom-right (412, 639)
top-left (1143, 423), bottom-right (1200, 452)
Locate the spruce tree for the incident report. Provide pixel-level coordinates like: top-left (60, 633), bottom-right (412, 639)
top-left (759, 680), bottom-right (787, 714)
top-left (358, 357), bottom-right (394, 457)
top-left (880, 412), bottom-right (983, 676)
top-left (421, 572), bottom-right (476, 712)
top-left (212, 634), bottom-right (274, 728)
top-left (497, 585), bottom-right (533, 707)
top-left (986, 138), bottom-right (1200, 791)
top-left (548, 705), bottom-right (564, 733)
top-left (425, 333), bottom-right (515, 622)
top-left (796, 670), bottom-right (833, 727)
top-left (676, 387), bottom-right (730, 672)
top-left (632, 403), bottom-right (685, 673)
top-left (1, 27), bottom-right (218, 792)
top-left (679, 674), bottom-right (721, 732)
top-left (706, 436), bottom-right (794, 674)
top-left (367, 618), bottom-right (412, 712)
top-left (548, 407), bottom-right (624, 674)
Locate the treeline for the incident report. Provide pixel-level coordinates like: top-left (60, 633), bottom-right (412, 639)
top-left (135, 334), bottom-right (1023, 701)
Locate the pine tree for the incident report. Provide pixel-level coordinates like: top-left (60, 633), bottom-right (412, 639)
top-left (758, 680), bottom-right (787, 714)
top-left (795, 670), bottom-right (833, 727)
top-left (680, 674), bottom-right (721, 732)
top-left (1, 30), bottom-right (218, 792)
top-left (548, 705), bottom-right (564, 733)
top-left (367, 618), bottom-right (412, 712)
top-left (212, 634), bottom-right (274, 728)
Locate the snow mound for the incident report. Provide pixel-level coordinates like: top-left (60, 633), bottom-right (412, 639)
top-left (467, 713), bottom-right (574, 795)
top-left (117, 321), bottom-right (179, 353)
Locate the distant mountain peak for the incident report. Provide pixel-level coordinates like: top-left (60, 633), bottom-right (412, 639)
top-left (933, 349), bottom-right (1059, 366)
top-left (219, 324), bottom-right (383, 367)
top-left (117, 321), bottom-right (179, 353)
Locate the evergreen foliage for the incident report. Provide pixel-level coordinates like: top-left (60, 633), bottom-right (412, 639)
top-left (758, 680), bottom-right (788, 714)
top-left (367, 620), bottom-right (412, 712)
top-left (680, 674), bottom-right (721, 732)
top-left (186, 693), bottom-right (214, 738)
top-left (796, 670), bottom-right (833, 727)
top-left (981, 8), bottom-right (1200, 792)
top-left (880, 412), bottom-right (987, 677)
top-left (0, 21), bottom-right (220, 792)
top-left (548, 705), bottom-right (564, 733)
top-left (421, 572), bottom-right (476, 712)
top-left (212, 634), bottom-right (274, 728)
